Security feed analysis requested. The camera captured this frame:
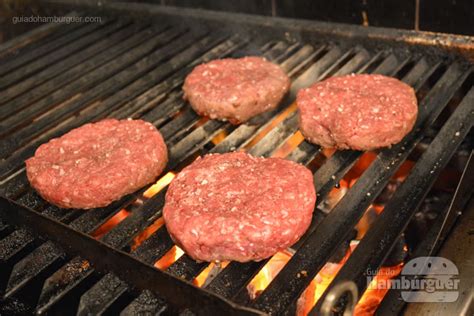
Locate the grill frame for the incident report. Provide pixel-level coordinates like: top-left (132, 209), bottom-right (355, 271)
top-left (0, 2), bottom-right (473, 315)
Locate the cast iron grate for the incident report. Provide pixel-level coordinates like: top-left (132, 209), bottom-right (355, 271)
top-left (0, 7), bottom-right (472, 316)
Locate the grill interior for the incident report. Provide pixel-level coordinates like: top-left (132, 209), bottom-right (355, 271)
top-left (0, 4), bottom-right (473, 315)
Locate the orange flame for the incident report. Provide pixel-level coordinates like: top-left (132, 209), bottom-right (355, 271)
top-left (344, 152), bottom-right (377, 180)
top-left (230, 241), bottom-right (403, 316)
top-left (244, 103), bottom-right (298, 150)
top-left (299, 243), bottom-right (402, 316)
top-left (131, 217), bottom-right (165, 251)
top-left (272, 131), bottom-right (305, 158)
top-left (325, 178), bottom-right (349, 211)
top-left (92, 209), bottom-right (130, 239)
top-left (297, 247), bottom-right (353, 315)
top-left (154, 246), bottom-right (185, 270)
top-left (212, 130), bottom-right (228, 145)
top-left (194, 261), bottom-right (230, 287)
top-left (321, 148), bottom-right (336, 158)
top-left (355, 263), bottom-right (404, 316)
top-left (143, 172), bottom-right (175, 199)
top-left (247, 251), bottom-right (293, 299)
top-left (394, 160), bottom-right (414, 180)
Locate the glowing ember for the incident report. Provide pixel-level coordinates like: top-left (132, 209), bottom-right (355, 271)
top-left (194, 261), bottom-right (230, 287)
top-left (247, 251), bottom-right (293, 299)
top-left (195, 116), bottom-right (209, 127)
top-left (321, 148), bottom-right (336, 158)
top-left (92, 209), bottom-right (130, 239)
top-left (371, 204), bottom-right (384, 214)
top-left (297, 247), bottom-right (352, 315)
top-left (394, 160), bottom-right (414, 180)
top-left (244, 103), bottom-right (297, 150)
top-left (344, 152), bottom-right (377, 180)
top-left (131, 217), bottom-right (165, 251)
top-left (272, 131), bottom-right (305, 158)
top-left (300, 244), bottom-right (402, 316)
top-left (355, 264), bottom-right (403, 316)
top-left (322, 178), bottom-right (349, 212)
top-left (143, 172), bottom-right (175, 198)
top-left (355, 207), bottom-right (379, 239)
top-left (238, 241), bottom-right (403, 316)
top-left (154, 246), bottom-right (184, 270)
top-left (139, 107), bottom-right (407, 315)
top-left (212, 130), bottom-right (228, 145)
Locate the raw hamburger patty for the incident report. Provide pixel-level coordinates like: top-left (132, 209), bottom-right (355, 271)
top-left (183, 56), bottom-right (291, 124)
top-left (297, 74), bottom-right (418, 150)
top-left (26, 119), bottom-right (168, 209)
top-left (163, 152), bottom-right (316, 262)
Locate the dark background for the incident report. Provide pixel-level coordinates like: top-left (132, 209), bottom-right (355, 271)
top-left (138, 0), bottom-right (474, 36)
top-left (0, 0), bottom-right (472, 45)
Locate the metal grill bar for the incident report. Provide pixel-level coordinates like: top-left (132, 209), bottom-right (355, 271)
top-left (0, 24), bottom-right (178, 159)
top-left (0, 22), bottom-right (148, 105)
top-left (232, 55), bottom-right (406, 306)
top-left (56, 41), bottom-right (330, 313)
top-left (0, 11), bottom-right (82, 60)
top-left (120, 290), bottom-right (167, 315)
top-left (0, 26), bottom-right (193, 161)
top-left (15, 192), bottom-right (47, 211)
top-left (0, 23), bottom-right (162, 128)
top-left (131, 42), bottom-right (318, 279)
top-left (0, 17), bottom-right (96, 78)
top-left (0, 198), bottom-right (262, 315)
top-left (24, 38), bottom-right (275, 314)
top-left (311, 87), bottom-right (474, 314)
top-left (0, 19), bottom-right (129, 91)
top-left (1, 183), bottom-right (146, 302)
top-left (377, 150), bottom-right (474, 314)
top-left (203, 47), bottom-right (390, 302)
top-left (0, 230), bottom-right (35, 288)
top-left (77, 273), bottom-right (129, 315)
top-left (3, 241), bottom-right (65, 299)
top-left (0, 172), bottom-right (29, 199)
top-left (251, 62), bottom-right (469, 314)
top-left (0, 7), bottom-right (472, 315)
top-left (36, 256), bottom-right (97, 315)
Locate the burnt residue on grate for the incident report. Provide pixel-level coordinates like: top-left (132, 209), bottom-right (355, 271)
top-left (0, 5), bottom-right (473, 316)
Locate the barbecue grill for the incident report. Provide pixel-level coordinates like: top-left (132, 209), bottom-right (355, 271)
top-left (0, 1), bottom-right (473, 315)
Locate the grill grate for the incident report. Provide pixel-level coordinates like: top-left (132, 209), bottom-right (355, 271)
top-left (0, 5), bottom-right (473, 315)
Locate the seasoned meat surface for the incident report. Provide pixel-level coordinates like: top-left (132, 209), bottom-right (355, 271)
top-left (26, 119), bottom-right (168, 209)
top-left (163, 152), bottom-right (316, 262)
top-left (297, 74), bottom-right (418, 150)
top-left (183, 56), bottom-right (290, 124)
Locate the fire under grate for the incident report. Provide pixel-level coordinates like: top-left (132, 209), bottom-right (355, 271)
top-left (0, 4), bottom-right (473, 315)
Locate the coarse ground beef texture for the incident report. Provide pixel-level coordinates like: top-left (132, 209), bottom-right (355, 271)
top-left (26, 119), bottom-right (168, 209)
top-left (163, 152), bottom-right (316, 262)
top-left (182, 56), bottom-right (291, 124)
top-left (297, 74), bottom-right (418, 150)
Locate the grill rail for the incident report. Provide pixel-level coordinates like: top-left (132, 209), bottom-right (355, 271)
top-left (0, 4), bottom-right (473, 315)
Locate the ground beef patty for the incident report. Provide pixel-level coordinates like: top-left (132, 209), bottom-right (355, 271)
top-left (183, 56), bottom-right (290, 124)
top-left (163, 152), bottom-right (316, 262)
top-left (26, 119), bottom-right (168, 209)
top-left (297, 74), bottom-right (418, 150)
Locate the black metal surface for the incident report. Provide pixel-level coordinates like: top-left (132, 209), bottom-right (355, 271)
top-left (0, 4), bottom-right (473, 316)
top-left (0, 198), bottom-right (262, 316)
top-left (250, 62), bottom-right (471, 315)
top-left (377, 150), bottom-right (474, 315)
top-left (311, 88), bottom-right (474, 315)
